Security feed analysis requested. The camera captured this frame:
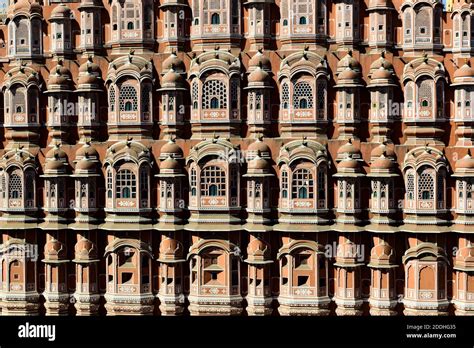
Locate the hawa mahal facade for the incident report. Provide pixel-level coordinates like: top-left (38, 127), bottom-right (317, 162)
top-left (1, 0), bottom-right (474, 316)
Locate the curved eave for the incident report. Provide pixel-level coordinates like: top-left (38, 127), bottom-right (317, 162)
top-left (157, 86), bottom-right (188, 92)
top-left (155, 173), bottom-right (186, 178)
top-left (159, 3), bottom-right (190, 8)
top-left (242, 173), bottom-right (274, 177)
top-left (366, 172), bottom-right (399, 177)
top-left (333, 172), bottom-right (365, 178)
top-left (367, 82), bottom-right (397, 88)
top-left (244, 259), bottom-right (274, 264)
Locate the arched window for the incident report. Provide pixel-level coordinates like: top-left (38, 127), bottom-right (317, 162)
top-left (210, 97), bottom-right (219, 108)
top-left (299, 17), bottom-right (307, 25)
top-left (418, 169), bottom-right (434, 200)
top-left (291, 168), bottom-right (314, 199)
top-left (109, 86), bottom-right (116, 112)
top-left (299, 98), bottom-right (308, 109)
top-left (281, 170), bottom-right (288, 198)
top-left (202, 80), bottom-right (227, 109)
top-left (281, 82), bottom-right (289, 109)
top-left (190, 167), bottom-right (197, 196)
top-left (211, 13), bottom-right (220, 24)
top-left (141, 85), bottom-right (151, 113)
top-left (9, 171), bottom-right (22, 199)
top-left (418, 78), bottom-right (433, 109)
top-left (116, 169), bottom-right (137, 199)
top-left (200, 166), bottom-right (226, 197)
top-left (13, 87), bottom-right (26, 114)
top-left (293, 81), bottom-right (313, 109)
top-left (407, 172), bottom-right (415, 200)
top-left (107, 170), bottom-right (113, 199)
top-left (119, 85), bottom-right (138, 112)
top-left (283, 19), bottom-right (288, 26)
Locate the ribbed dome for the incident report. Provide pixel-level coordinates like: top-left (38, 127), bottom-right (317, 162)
top-left (371, 66), bottom-right (393, 80)
top-left (456, 152), bottom-right (474, 170)
top-left (247, 237), bottom-right (270, 258)
top-left (44, 238), bottom-right (66, 260)
top-left (160, 156), bottom-right (180, 170)
top-left (159, 237), bottom-right (183, 260)
top-left (338, 157), bottom-right (360, 170)
top-left (48, 62), bottom-right (73, 89)
top-left (370, 54), bottom-right (394, 71)
top-left (248, 139), bottom-right (271, 154)
top-left (12, 0), bottom-right (42, 15)
top-left (337, 51), bottom-right (361, 73)
top-left (371, 244), bottom-right (394, 259)
top-left (371, 143), bottom-right (396, 159)
top-left (46, 145), bottom-right (67, 161)
top-left (51, 4), bottom-right (71, 18)
top-left (337, 139), bottom-right (360, 158)
top-left (75, 143), bottom-right (99, 158)
top-left (162, 69), bottom-right (184, 85)
top-left (44, 145), bottom-right (68, 174)
top-left (248, 155), bottom-right (270, 170)
top-left (338, 67), bottom-right (360, 82)
top-left (371, 154), bottom-right (395, 170)
top-left (75, 158), bottom-right (96, 171)
top-left (160, 140), bottom-right (183, 158)
top-left (248, 67), bottom-right (270, 83)
top-left (162, 53), bottom-right (185, 72)
top-left (249, 51), bottom-right (271, 70)
top-left (454, 62), bottom-right (474, 79)
top-left (79, 57), bottom-right (100, 74)
top-left (75, 237), bottom-right (97, 260)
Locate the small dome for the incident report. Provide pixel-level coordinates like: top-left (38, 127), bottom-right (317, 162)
top-left (75, 143), bottom-right (99, 159)
top-left (371, 66), bottom-right (393, 80)
top-left (370, 54), bottom-right (394, 71)
top-left (45, 159), bottom-right (65, 171)
top-left (75, 158), bottom-right (96, 171)
top-left (372, 244), bottom-right (394, 259)
top-left (457, 245), bottom-right (474, 261)
top-left (44, 145), bottom-right (68, 174)
top-left (162, 69), bottom-right (184, 85)
top-left (160, 140), bottom-right (183, 158)
top-left (13, 0), bottom-right (42, 15)
top-left (247, 237), bottom-right (270, 258)
top-left (371, 143), bottom-right (395, 159)
top-left (160, 156), bottom-right (180, 170)
top-left (337, 139), bottom-right (360, 157)
top-left (48, 62), bottom-right (73, 89)
top-left (51, 4), bottom-right (71, 18)
top-left (371, 154), bottom-right (395, 171)
top-left (456, 152), bottom-right (474, 170)
top-left (248, 139), bottom-right (271, 154)
top-left (338, 157), bottom-right (360, 170)
top-left (79, 57), bottom-right (100, 74)
top-left (44, 238), bottom-right (66, 260)
top-left (454, 62), bottom-right (474, 79)
top-left (248, 155), bottom-right (270, 170)
top-left (159, 237), bottom-right (183, 259)
top-left (248, 67), bottom-right (270, 83)
top-left (249, 51), bottom-right (271, 70)
top-left (75, 238), bottom-right (97, 259)
top-left (46, 145), bottom-right (67, 161)
top-left (78, 74), bottom-right (98, 85)
top-left (338, 67), bottom-right (360, 83)
top-left (337, 51), bottom-right (361, 72)
top-left (162, 53), bottom-right (185, 72)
